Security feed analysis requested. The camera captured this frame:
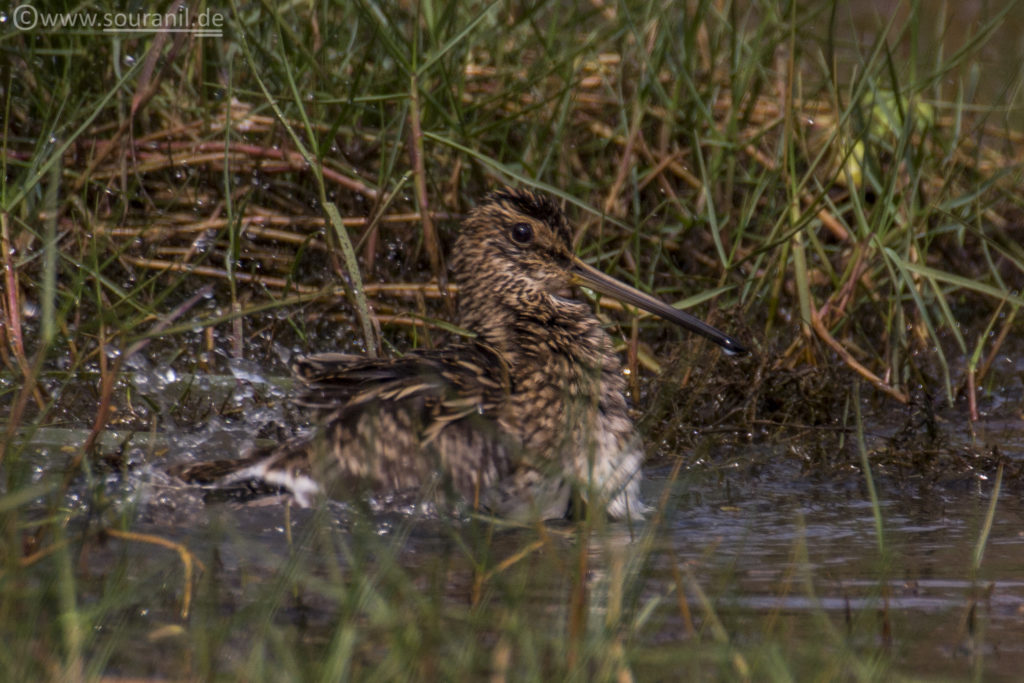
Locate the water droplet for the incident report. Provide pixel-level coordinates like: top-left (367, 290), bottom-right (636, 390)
top-left (131, 371), bottom-right (151, 391)
top-left (272, 342), bottom-right (292, 364)
top-left (228, 357), bottom-right (268, 385)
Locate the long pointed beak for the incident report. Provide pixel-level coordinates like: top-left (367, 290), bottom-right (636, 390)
top-left (570, 258), bottom-right (747, 356)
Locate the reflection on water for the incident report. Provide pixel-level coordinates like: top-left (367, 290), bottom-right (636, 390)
top-left (642, 465), bottom-right (1024, 678)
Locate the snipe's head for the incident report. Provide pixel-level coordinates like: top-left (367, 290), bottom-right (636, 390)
top-left (452, 187), bottom-right (746, 355)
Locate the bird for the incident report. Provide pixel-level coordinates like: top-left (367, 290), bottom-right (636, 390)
top-left (174, 188), bottom-right (746, 520)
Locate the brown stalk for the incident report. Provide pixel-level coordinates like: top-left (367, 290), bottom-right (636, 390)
top-left (741, 142), bottom-right (851, 242)
top-left (72, 123), bottom-right (132, 193)
top-left (89, 140), bottom-right (380, 200)
top-left (16, 530), bottom-right (205, 621)
top-left (0, 215), bottom-right (47, 465)
top-left (70, 27), bottom-right (187, 193)
top-left (67, 321), bottom-right (116, 486)
top-left (129, 25), bottom-right (185, 122)
top-left (816, 241), bottom-right (871, 323)
top-left (0, 353), bottom-right (46, 466)
top-left (603, 103), bottom-right (645, 217)
top-left (362, 282), bottom-right (454, 298)
top-left (120, 256), bottom-right (321, 293)
top-left (967, 367), bottom-right (979, 422)
top-left (809, 304), bottom-right (909, 404)
top-left (635, 144), bottom-right (682, 193)
top-left (1, 213), bottom-right (26, 365)
top-left (408, 72), bottom-right (452, 315)
top-left (104, 529), bottom-right (206, 619)
top-left (121, 258), bottom-right (461, 304)
top-left (97, 211), bottom-right (456, 243)
top-left (479, 539), bottom-right (546, 583)
top-left (975, 304), bottom-right (1017, 385)
top-left (648, 458), bottom-right (695, 636)
top-left (566, 526), bottom-right (588, 671)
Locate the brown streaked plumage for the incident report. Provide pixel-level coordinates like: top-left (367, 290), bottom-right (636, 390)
top-left (175, 188), bottom-right (746, 520)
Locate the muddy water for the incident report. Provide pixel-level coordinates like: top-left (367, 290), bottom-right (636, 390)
top-left (646, 465), bottom-right (1024, 679)
top-left (77, 431), bottom-right (1019, 680)
top-left (12, 360), bottom-right (1022, 679)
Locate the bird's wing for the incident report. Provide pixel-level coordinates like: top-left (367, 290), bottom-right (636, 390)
top-left (287, 342), bottom-right (515, 502)
top-left (290, 341), bottom-right (511, 431)
top-left (175, 343), bottom-right (515, 509)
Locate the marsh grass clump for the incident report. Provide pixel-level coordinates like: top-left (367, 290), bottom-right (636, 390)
top-left (2, 0), bottom-right (1023, 680)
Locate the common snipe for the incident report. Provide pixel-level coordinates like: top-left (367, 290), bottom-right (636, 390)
top-left (176, 188), bottom-right (745, 520)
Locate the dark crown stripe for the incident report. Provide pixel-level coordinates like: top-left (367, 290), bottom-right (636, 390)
top-left (486, 187), bottom-right (572, 247)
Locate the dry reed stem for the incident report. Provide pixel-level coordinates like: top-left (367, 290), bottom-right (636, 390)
top-left (105, 529), bottom-right (206, 619)
top-left (119, 256), bottom-right (470, 303)
top-left (967, 367), bottom-right (979, 422)
top-left (96, 211), bottom-right (457, 248)
top-left (408, 73), bottom-right (450, 311)
top-left (976, 306), bottom-right (1017, 385)
top-left (741, 142), bottom-right (852, 242)
top-left (566, 526), bottom-right (588, 671)
top-left (121, 256), bottom-right (322, 293)
top-left (603, 102), bottom-right (645, 217)
top-left (643, 458), bottom-right (697, 636)
top-left (480, 539), bottom-right (547, 583)
top-left (11, 538), bottom-right (68, 571)
top-left (0, 353), bottom-right (46, 466)
top-left (810, 303), bottom-right (909, 404)
top-left (87, 139), bottom-right (379, 199)
top-left (1, 214), bottom-right (26, 366)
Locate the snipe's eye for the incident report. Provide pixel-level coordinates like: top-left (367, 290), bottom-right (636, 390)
top-left (511, 222), bottom-right (534, 244)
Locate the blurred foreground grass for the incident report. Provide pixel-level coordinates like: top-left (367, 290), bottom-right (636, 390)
top-left (1, 0), bottom-right (1023, 679)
